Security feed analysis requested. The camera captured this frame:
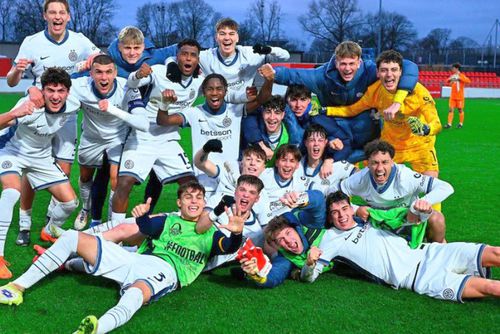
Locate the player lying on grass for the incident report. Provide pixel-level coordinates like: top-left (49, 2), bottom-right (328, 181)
top-left (339, 140), bottom-right (453, 242)
top-left (300, 191), bottom-right (500, 302)
top-left (0, 181), bottom-right (245, 334)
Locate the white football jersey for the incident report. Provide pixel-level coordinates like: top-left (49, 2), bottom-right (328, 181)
top-left (15, 30), bottom-right (99, 86)
top-left (339, 164), bottom-right (450, 209)
top-left (259, 167), bottom-right (308, 216)
top-left (128, 64), bottom-right (203, 142)
top-left (199, 45), bottom-right (289, 93)
top-left (180, 103), bottom-right (244, 176)
top-left (1, 96), bottom-right (80, 159)
top-left (298, 158), bottom-right (356, 196)
top-left (307, 223), bottom-right (425, 288)
top-left (71, 77), bottom-right (144, 143)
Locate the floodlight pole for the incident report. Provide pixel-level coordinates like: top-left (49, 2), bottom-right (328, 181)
top-left (494, 19), bottom-right (498, 68)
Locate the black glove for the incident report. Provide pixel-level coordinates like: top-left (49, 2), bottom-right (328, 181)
top-left (213, 195), bottom-right (236, 216)
top-left (166, 61), bottom-right (182, 83)
top-left (253, 44), bottom-right (272, 55)
top-left (202, 139), bottom-right (223, 153)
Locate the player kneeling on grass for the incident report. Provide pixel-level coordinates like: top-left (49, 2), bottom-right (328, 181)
top-left (300, 191), bottom-right (500, 302)
top-left (0, 181), bottom-right (245, 333)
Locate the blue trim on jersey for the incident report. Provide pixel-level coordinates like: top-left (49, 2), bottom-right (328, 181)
top-left (118, 171), bottom-right (144, 183)
top-left (0, 171), bottom-right (21, 178)
top-left (476, 244), bottom-right (488, 277)
top-left (179, 113), bottom-right (188, 128)
top-left (91, 79), bottom-right (118, 99)
top-left (128, 99), bottom-right (146, 112)
top-left (179, 76), bottom-right (193, 89)
top-left (369, 165), bottom-right (397, 194)
top-left (160, 171), bottom-right (194, 185)
top-left (244, 210), bottom-right (257, 226)
top-left (45, 103), bottom-right (67, 115)
top-left (0, 125), bottom-right (17, 149)
top-left (210, 165), bottom-right (221, 179)
top-left (43, 29), bottom-right (69, 45)
top-left (457, 275), bottom-right (471, 303)
top-left (273, 168), bottom-right (293, 188)
top-left (202, 102), bottom-right (227, 116)
top-left (426, 176), bottom-right (434, 194)
top-left (216, 48), bottom-right (239, 67)
top-left (334, 255), bottom-right (390, 286)
top-left (147, 278), bottom-right (178, 303)
top-left (302, 159), bottom-right (322, 177)
top-left (85, 235), bottom-right (103, 274)
top-left (33, 178), bottom-right (69, 191)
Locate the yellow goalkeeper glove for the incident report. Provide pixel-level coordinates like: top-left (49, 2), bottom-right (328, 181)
top-left (408, 116), bottom-right (430, 136)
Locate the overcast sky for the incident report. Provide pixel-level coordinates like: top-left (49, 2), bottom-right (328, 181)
top-left (113, 0), bottom-right (499, 47)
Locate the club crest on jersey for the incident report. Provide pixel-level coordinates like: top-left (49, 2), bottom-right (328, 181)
top-left (222, 116), bottom-right (232, 127)
top-left (59, 115), bottom-right (68, 126)
top-left (170, 222), bottom-right (182, 236)
top-left (124, 160), bottom-right (134, 169)
top-left (442, 288), bottom-right (454, 300)
top-left (321, 178), bottom-right (330, 185)
top-left (68, 50), bottom-right (78, 62)
top-left (1, 160), bottom-right (12, 169)
top-left (189, 89), bottom-right (196, 99)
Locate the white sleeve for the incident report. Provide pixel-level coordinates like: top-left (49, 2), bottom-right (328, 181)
top-left (79, 33), bottom-right (100, 56)
top-left (106, 105), bottom-right (149, 132)
top-left (127, 71), bottom-right (153, 88)
top-left (14, 38), bottom-right (32, 63)
top-left (268, 47), bottom-right (290, 62)
top-left (415, 177), bottom-right (454, 207)
top-left (225, 89), bottom-right (248, 104)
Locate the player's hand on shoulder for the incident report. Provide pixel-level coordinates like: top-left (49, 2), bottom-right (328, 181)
top-left (27, 86), bottom-right (45, 108)
top-left (280, 191), bottom-right (299, 208)
top-left (161, 89), bottom-right (177, 103)
top-left (329, 138), bottom-right (344, 151)
top-left (137, 63), bottom-right (152, 79)
top-left (131, 197), bottom-right (152, 218)
top-left (98, 99), bottom-right (109, 112)
top-left (307, 246), bottom-right (322, 267)
top-left (258, 64), bottom-right (275, 81)
top-left (12, 100), bottom-right (35, 118)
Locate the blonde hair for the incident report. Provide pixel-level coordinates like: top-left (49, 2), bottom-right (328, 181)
top-left (335, 41), bottom-right (362, 59)
top-left (118, 26), bottom-right (144, 45)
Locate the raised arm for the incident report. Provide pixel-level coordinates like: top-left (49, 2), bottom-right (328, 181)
top-left (0, 100), bottom-right (35, 129)
top-left (193, 139), bottom-right (222, 178)
top-left (127, 63), bottom-right (153, 88)
top-left (156, 89), bottom-right (184, 126)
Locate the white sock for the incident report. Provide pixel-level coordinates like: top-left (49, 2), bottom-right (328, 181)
top-left (0, 188), bottom-right (21, 256)
top-left (79, 179), bottom-right (93, 212)
top-left (46, 196), bottom-right (59, 220)
top-left (19, 208), bottom-right (32, 231)
top-left (14, 229), bottom-right (79, 289)
top-left (107, 190), bottom-right (115, 222)
top-left (111, 211), bottom-right (126, 223)
top-left (97, 287), bottom-right (144, 334)
top-left (83, 217), bottom-right (136, 235)
top-left (49, 199), bottom-right (78, 228)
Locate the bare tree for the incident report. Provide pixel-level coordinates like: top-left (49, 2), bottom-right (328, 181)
top-left (13, 0), bottom-right (45, 41)
top-left (448, 36), bottom-right (480, 49)
top-left (69, 0), bottom-right (117, 45)
top-left (0, 0), bottom-right (14, 41)
top-left (300, 0), bottom-right (361, 52)
top-left (359, 11), bottom-right (417, 51)
top-left (243, 0), bottom-right (282, 44)
top-left (419, 28), bottom-right (452, 54)
top-left (171, 0), bottom-right (216, 44)
top-left (136, 1), bottom-right (178, 47)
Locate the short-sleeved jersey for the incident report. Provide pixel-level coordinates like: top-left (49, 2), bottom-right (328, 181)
top-left (297, 158), bottom-right (356, 196)
top-left (327, 82), bottom-right (441, 151)
top-left (131, 64), bottom-right (203, 142)
top-left (313, 223), bottom-right (425, 288)
top-left (15, 29), bottom-right (99, 86)
top-left (1, 96), bottom-right (80, 159)
top-left (199, 45), bottom-right (289, 93)
top-left (339, 164), bottom-right (434, 210)
top-left (259, 167), bottom-right (308, 216)
top-left (180, 103), bottom-right (244, 176)
top-left (137, 214), bottom-right (216, 288)
top-left (70, 77), bottom-right (144, 143)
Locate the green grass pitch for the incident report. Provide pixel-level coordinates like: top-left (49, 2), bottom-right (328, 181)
top-left (0, 94), bottom-right (498, 333)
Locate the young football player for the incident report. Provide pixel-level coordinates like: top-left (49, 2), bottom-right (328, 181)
top-left (445, 63), bottom-right (471, 129)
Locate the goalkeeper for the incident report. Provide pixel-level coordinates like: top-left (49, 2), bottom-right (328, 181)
top-left (326, 50), bottom-right (442, 179)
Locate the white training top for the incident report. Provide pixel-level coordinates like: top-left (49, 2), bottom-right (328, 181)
top-left (15, 29), bottom-right (99, 86)
top-left (297, 158), bottom-right (356, 196)
top-left (127, 63), bottom-right (203, 142)
top-left (199, 45), bottom-right (289, 93)
top-left (71, 76), bottom-right (147, 143)
top-left (339, 164), bottom-right (454, 210)
top-left (1, 96), bottom-right (80, 159)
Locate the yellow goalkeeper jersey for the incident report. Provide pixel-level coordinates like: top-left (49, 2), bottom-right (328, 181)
top-left (326, 82), bottom-right (441, 151)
